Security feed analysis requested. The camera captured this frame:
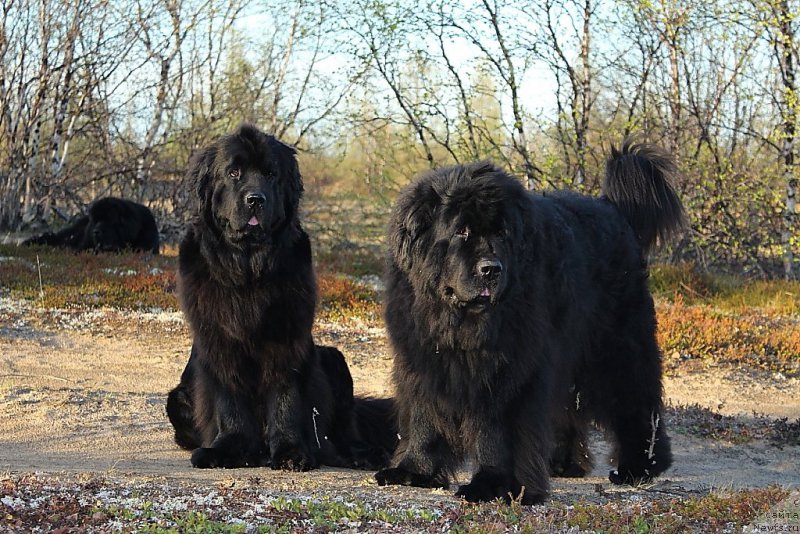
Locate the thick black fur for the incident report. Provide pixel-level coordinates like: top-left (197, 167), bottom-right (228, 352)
top-left (375, 139), bottom-right (684, 504)
top-left (23, 197), bottom-right (160, 254)
top-left (166, 124), bottom-right (395, 470)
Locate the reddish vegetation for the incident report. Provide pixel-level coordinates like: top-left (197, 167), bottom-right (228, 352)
top-left (1, 246), bottom-right (798, 376)
top-left (658, 296), bottom-right (800, 376)
top-left (316, 272), bottom-right (381, 322)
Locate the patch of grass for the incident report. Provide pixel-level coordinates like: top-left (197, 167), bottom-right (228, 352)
top-left (651, 263), bottom-right (800, 315)
top-left (317, 272), bottom-right (381, 323)
top-left (652, 486), bottom-right (790, 531)
top-left (2, 473), bottom-right (794, 533)
top-left (565, 500), bottom-right (668, 533)
top-left (1, 244), bottom-right (385, 321)
top-left (0, 243), bottom-right (179, 311)
top-left (3, 245), bottom-right (799, 378)
top-left (268, 495), bottom-right (440, 529)
top-left (563, 487), bottom-right (789, 534)
top-left (650, 263), bottom-right (720, 300)
top-left (667, 403), bottom-right (800, 445)
top-left (134, 511), bottom-right (248, 534)
top-left (657, 297), bottom-right (800, 376)
top-left (304, 193), bottom-right (388, 278)
top-left (315, 246), bottom-right (384, 278)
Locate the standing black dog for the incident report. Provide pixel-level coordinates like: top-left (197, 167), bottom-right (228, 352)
top-left (23, 197), bottom-right (160, 254)
top-left (376, 139), bottom-right (684, 504)
top-left (166, 124), bottom-right (395, 470)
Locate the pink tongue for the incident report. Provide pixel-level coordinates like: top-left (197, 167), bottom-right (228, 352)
top-left (480, 287), bottom-right (491, 297)
top-left (248, 216), bottom-right (259, 226)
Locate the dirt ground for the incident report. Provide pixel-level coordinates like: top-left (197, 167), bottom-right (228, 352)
top-left (0, 294), bottom-right (798, 511)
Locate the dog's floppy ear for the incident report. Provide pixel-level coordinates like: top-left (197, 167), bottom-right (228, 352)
top-left (268, 136), bottom-right (304, 195)
top-left (388, 182), bottom-right (438, 271)
top-left (186, 144), bottom-right (217, 203)
top-left (266, 135), bottom-right (305, 228)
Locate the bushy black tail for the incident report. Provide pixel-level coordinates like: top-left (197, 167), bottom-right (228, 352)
top-left (603, 138), bottom-right (686, 253)
top-left (317, 345), bottom-right (398, 468)
top-left (350, 396), bottom-right (399, 468)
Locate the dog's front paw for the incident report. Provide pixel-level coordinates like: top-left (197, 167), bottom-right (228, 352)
top-left (375, 466), bottom-right (412, 486)
top-left (191, 447), bottom-right (226, 468)
top-left (609, 463), bottom-right (654, 485)
top-left (456, 471), bottom-right (515, 504)
top-left (456, 470), bottom-right (546, 505)
top-left (191, 446), bottom-right (267, 469)
top-left (456, 481), bottom-right (508, 503)
top-left (271, 445), bottom-right (317, 472)
top-left (375, 467), bottom-right (448, 489)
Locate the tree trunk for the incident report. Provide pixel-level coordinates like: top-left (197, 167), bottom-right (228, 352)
top-left (575, 0), bottom-right (592, 186)
top-left (776, 0), bottom-right (797, 279)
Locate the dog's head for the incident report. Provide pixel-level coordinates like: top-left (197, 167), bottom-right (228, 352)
top-left (87, 198), bottom-right (133, 252)
top-left (388, 162), bottom-right (528, 313)
top-left (186, 124), bottom-right (303, 244)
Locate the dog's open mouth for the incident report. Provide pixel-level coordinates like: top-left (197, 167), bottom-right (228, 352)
top-left (469, 289), bottom-right (492, 307)
top-left (240, 211), bottom-right (267, 233)
top-left (230, 215), bottom-right (268, 242)
top-left (446, 285), bottom-right (496, 310)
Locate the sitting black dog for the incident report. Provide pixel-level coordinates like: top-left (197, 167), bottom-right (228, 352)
top-left (166, 124), bottom-right (397, 470)
top-left (23, 197), bottom-right (160, 254)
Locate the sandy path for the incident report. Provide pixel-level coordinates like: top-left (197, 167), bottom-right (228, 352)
top-left (0, 304), bottom-right (797, 504)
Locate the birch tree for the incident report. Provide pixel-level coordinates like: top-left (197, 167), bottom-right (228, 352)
top-left (123, 0), bottom-right (208, 200)
top-left (534, 0), bottom-right (597, 186)
top-left (0, 0), bottom-right (124, 229)
top-left (764, 0), bottom-right (799, 278)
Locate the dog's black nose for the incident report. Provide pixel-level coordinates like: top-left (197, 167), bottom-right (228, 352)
top-left (245, 192), bottom-right (266, 208)
top-left (477, 259), bottom-right (503, 278)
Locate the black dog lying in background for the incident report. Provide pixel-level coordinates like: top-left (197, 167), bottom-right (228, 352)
top-left (23, 197), bottom-right (160, 254)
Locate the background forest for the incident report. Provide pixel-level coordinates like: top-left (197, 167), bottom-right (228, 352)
top-left (1, 0), bottom-right (798, 278)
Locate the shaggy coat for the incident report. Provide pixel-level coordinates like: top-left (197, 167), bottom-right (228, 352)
top-left (166, 124), bottom-right (395, 470)
top-left (376, 140), bottom-right (683, 504)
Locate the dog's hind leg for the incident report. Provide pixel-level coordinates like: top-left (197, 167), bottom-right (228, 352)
top-left (588, 329), bottom-right (673, 485)
top-left (166, 348), bottom-right (202, 450)
top-left (606, 400), bottom-right (672, 485)
top-left (549, 399), bottom-right (593, 478)
top-left (166, 384), bottom-right (201, 450)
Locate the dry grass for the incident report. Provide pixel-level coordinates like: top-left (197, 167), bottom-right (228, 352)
top-left (561, 486), bottom-right (790, 534)
top-left (658, 297), bottom-right (800, 376)
top-left (2, 245), bottom-right (798, 376)
top-left (316, 272), bottom-right (382, 323)
top-left (650, 263), bottom-right (800, 316)
top-left (1, 247), bottom-right (798, 531)
top-left (0, 245), bottom-right (178, 310)
top-left (666, 403), bottom-right (800, 445)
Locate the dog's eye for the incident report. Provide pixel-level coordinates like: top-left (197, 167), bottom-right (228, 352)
top-left (455, 227), bottom-right (470, 239)
top-left (228, 168), bottom-right (241, 179)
